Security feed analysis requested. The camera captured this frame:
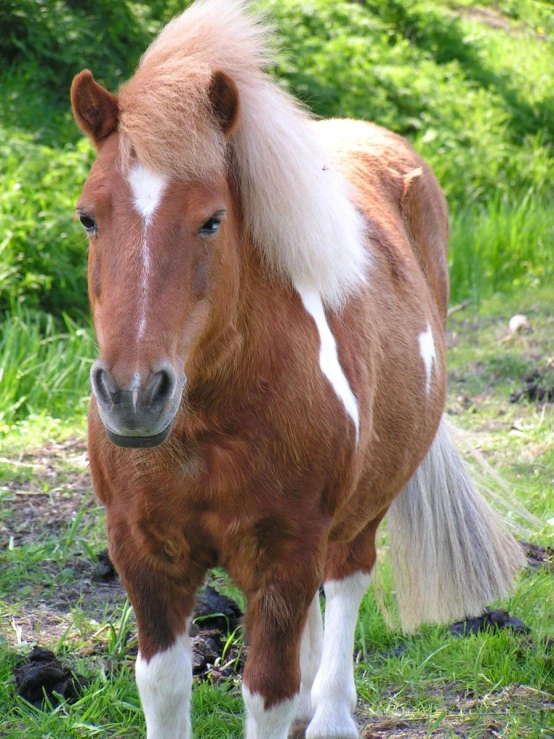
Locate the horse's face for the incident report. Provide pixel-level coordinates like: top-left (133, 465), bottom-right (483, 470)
top-left (71, 72), bottom-right (240, 448)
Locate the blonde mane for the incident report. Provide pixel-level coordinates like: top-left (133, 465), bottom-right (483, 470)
top-left (118, 0), bottom-right (368, 308)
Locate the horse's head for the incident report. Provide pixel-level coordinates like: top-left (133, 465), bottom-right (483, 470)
top-left (71, 70), bottom-right (240, 448)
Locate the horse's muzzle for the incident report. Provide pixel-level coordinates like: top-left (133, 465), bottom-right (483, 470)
top-left (90, 359), bottom-right (184, 448)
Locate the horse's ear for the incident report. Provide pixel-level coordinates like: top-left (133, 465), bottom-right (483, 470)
top-left (71, 70), bottom-right (119, 148)
top-left (208, 70), bottom-right (239, 135)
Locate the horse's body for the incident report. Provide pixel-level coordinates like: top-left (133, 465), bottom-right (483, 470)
top-left (70, 2), bottom-right (523, 737)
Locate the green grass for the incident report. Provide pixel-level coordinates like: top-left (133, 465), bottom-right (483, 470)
top-left (449, 191), bottom-right (554, 305)
top-left (0, 286), bottom-right (552, 738)
top-left (0, 305), bottom-right (95, 432)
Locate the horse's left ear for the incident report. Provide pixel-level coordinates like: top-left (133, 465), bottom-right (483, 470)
top-left (208, 70), bottom-right (240, 135)
top-left (71, 70), bottom-right (119, 148)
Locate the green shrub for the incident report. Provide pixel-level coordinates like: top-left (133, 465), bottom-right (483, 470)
top-left (0, 130), bottom-right (92, 314)
top-left (269, 0), bottom-right (553, 205)
top-left (0, 0), bottom-right (552, 321)
top-left (0, 0), bottom-right (156, 92)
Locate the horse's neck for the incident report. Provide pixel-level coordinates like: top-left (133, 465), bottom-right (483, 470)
top-left (189, 265), bottom-right (299, 413)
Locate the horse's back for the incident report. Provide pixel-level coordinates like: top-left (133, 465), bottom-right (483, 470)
top-left (314, 118), bottom-right (450, 322)
top-left (308, 119), bottom-right (450, 533)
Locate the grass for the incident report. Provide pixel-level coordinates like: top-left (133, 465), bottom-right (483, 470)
top-left (449, 191), bottom-right (554, 304)
top-left (0, 306), bottom-right (95, 433)
top-left (0, 286), bottom-right (552, 738)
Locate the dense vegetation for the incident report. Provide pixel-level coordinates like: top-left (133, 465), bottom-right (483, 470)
top-left (1, 0), bottom-right (553, 428)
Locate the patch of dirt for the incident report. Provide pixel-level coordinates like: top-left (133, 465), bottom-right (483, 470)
top-left (1, 438), bottom-right (129, 646)
top-left (457, 5), bottom-right (515, 32)
top-left (0, 437), bottom-right (92, 547)
top-left (6, 559), bottom-right (127, 646)
top-left (456, 5), bottom-right (549, 41)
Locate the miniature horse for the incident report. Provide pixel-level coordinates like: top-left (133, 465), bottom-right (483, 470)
top-left (70, 1), bottom-right (523, 737)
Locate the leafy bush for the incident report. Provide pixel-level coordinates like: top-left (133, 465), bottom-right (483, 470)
top-left (0, 0), bottom-right (553, 320)
top-left (0, 0), bottom-right (156, 92)
top-left (0, 131), bottom-right (92, 314)
top-left (270, 0), bottom-right (554, 204)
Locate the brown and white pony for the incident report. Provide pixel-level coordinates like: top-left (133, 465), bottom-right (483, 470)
top-left (70, 1), bottom-right (524, 737)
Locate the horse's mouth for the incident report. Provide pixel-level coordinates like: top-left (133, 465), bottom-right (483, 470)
top-left (104, 421), bottom-right (173, 448)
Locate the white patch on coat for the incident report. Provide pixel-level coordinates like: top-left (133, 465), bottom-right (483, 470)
top-left (127, 163), bottom-right (168, 347)
top-left (242, 687), bottom-right (298, 739)
top-left (306, 572), bottom-right (372, 739)
top-left (418, 322), bottom-right (437, 395)
top-left (295, 592), bottom-right (324, 725)
top-left (297, 285), bottom-right (360, 441)
top-left (135, 631), bottom-right (192, 739)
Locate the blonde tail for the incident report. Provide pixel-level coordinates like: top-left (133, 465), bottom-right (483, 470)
top-left (387, 418), bottom-right (526, 633)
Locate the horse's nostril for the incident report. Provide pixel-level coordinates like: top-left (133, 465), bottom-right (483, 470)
top-left (91, 363), bottom-right (115, 406)
top-left (146, 367), bottom-right (176, 408)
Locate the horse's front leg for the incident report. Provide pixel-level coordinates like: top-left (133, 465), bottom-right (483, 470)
top-left (106, 513), bottom-right (206, 739)
top-left (241, 556), bottom-right (322, 739)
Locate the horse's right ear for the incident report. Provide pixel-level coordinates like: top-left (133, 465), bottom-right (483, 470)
top-left (208, 70), bottom-right (239, 135)
top-left (71, 70), bottom-right (119, 148)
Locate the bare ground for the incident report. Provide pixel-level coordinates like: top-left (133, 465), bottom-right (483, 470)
top-left (1, 438), bottom-right (127, 647)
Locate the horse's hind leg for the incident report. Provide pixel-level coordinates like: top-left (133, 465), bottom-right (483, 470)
top-left (306, 515), bottom-right (383, 739)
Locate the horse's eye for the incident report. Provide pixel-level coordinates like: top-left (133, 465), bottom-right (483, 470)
top-left (79, 214), bottom-right (97, 233)
top-left (198, 214), bottom-right (223, 236)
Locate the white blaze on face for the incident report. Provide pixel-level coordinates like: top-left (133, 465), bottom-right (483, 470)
top-left (129, 163), bottom-right (169, 225)
top-left (135, 631), bottom-right (192, 739)
top-left (418, 322), bottom-right (437, 395)
top-left (296, 285), bottom-right (360, 442)
top-left (128, 164), bottom-right (169, 342)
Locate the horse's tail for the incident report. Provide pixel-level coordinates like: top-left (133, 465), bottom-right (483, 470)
top-left (387, 417), bottom-right (526, 633)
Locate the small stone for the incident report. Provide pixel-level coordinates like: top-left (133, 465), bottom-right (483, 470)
top-left (508, 314), bottom-right (532, 334)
